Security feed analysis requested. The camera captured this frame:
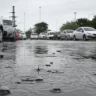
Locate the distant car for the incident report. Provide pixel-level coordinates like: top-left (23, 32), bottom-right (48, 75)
top-left (39, 32), bottom-right (47, 39)
top-left (46, 31), bottom-right (56, 39)
top-left (30, 33), bottom-right (38, 39)
top-left (53, 31), bottom-right (61, 40)
top-left (19, 32), bottom-right (27, 40)
top-left (73, 27), bottom-right (96, 41)
top-left (60, 30), bottom-right (74, 40)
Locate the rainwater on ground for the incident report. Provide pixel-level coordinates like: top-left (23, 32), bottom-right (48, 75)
top-left (0, 40), bottom-right (96, 96)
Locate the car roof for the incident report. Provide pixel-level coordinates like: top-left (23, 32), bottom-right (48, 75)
top-left (63, 29), bottom-right (74, 31)
top-left (79, 27), bottom-right (93, 29)
top-left (31, 33), bottom-right (37, 34)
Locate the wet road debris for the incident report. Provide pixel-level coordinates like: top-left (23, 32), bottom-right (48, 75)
top-left (0, 54), bottom-right (4, 59)
top-left (0, 86), bottom-right (11, 95)
top-left (50, 88), bottom-right (62, 93)
top-left (45, 64), bottom-right (51, 67)
top-left (21, 77), bottom-right (35, 82)
top-left (50, 62), bottom-right (53, 64)
top-left (35, 76), bottom-right (43, 82)
top-left (57, 50), bottom-right (61, 52)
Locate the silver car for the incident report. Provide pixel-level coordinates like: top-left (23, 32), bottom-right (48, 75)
top-left (73, 27), bottom-right (96, 41)
top-left (60, 30), bottom-right (74, 40)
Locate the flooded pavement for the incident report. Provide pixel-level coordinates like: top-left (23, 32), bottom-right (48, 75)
top-left (0, 40), bottom-right (96, 96)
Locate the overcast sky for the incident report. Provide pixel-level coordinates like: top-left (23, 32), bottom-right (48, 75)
top-left (0, 0), bottom-right (96, 31)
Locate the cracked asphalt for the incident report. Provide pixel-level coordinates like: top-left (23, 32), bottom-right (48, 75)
top-left (0, 40), bottom-right (96, 96)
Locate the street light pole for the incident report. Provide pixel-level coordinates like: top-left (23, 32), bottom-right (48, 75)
top-left (39, 7), bottom-right (41, 22)
top-left (56, 19), bottom-right (58, 31)
top-left (24, 13), bottom-right (25, 32)
top-left (74, 12), bottom-right (77, 21)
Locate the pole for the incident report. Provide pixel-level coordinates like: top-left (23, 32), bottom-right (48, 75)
top-left (74, 12), bottom-right (77, 21)
top-left (12, 6), bottom-right (16, 27)
top-left (39, 7), bottom-right (41, 22)
top-left (24, 13), bottom-right (25, 32)
top-left (56, 19), bottom-right (57, 31)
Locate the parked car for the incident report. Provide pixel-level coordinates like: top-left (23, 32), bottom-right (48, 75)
top-left (0, 19), bottom-right (16, 41)
top-left (46, 31), bottom-right (56, 39)
top-left (30, 33), bottom-right (38, 39)
top-left (60, 30), bottom-right (74, 40)
top-left (19, 32), bottom-right (27, 40)
top-left (39, 32), bottom-right (47, 39)
top-left (53, 31), bottom-right (61, 40)
top-left (73, 27), bottom-right (96, 41)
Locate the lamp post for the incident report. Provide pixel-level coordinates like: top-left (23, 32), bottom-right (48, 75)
top-left (39, 6), bottom-right (41, 22)
top-left (74, 12), bottom-right (77, 21)
top-left (24, 13), bottom-right (25, 32)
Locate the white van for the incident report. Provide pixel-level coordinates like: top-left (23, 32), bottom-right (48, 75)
top-left (46, 31), bottom-right (56, 39)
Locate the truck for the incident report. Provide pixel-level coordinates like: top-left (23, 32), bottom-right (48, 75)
top-left (0, 19), bottom-right (17, 41)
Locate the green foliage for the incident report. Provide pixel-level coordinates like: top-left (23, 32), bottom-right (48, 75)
top-left (76, 18), bottom-right (90, 27)
top-left (60, 16), bottom-right (96, 31)
top-left (34, 22), bottom-right (48, 35)
top-left (60, 21), bottom-right (79, 31)
top-left (91, 16), bottom-right (96, 29)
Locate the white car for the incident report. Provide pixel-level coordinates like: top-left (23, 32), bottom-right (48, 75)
top-left (73, 27), bottom-right (96, 41)
top-left (30, 33), bottom-right (38, 39)
top-left (46, 31), bottom-right (55, 39)
top-left (19, 32), bottom-right (27, 40)
top-left (39, 32), bottom-right (46, 39)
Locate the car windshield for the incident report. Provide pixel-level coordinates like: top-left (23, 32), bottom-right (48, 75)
top-left (50, 33), bottom-right (55, 35)
top-left (3, 20), bottom-right (12, 25)
top-left (32, 33), bottom-right (37, 35)
top-left (66, 30), bottom-right (74, 33)
top-left (84, 27), bottom-right (96, 31)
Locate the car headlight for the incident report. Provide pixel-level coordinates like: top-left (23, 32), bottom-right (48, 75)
top-left (87, 33), bottom-right (92, 35)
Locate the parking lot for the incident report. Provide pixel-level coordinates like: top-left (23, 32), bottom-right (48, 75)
top-left (0, 40), bottom-right (96, 96)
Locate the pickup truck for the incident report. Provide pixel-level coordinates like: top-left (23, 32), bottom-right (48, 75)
top-left (0, 19), bottom-right (16, 41)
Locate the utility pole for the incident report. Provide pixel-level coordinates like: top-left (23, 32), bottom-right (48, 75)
top-left (10, 6), bottom-right (17, 27)
top-left (39, 6), bottom-right (41, 22)
top-left (56, 19), bottom-right (58, 31)
top-left (74, 12), bottom-right (77, 21)
top-left (24, 13), bottom-right (25, 32)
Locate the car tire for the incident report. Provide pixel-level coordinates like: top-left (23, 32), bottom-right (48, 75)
top-left (65, 36), bottom-right (68, 40)
top-left (83, 35), bottom-right (87, 41)
top-left (73, 35), bottom-right (77, 41)
top-left (10, 32), bottom-right (16, 42)
top-left (0, 29), bottom-right (3, 42)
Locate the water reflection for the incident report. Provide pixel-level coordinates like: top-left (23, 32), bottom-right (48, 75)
top-left (35, 46), bottom-right (48, 54)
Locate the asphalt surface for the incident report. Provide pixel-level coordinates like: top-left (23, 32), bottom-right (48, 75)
top-left (0, 40), bottom-right (96, 96)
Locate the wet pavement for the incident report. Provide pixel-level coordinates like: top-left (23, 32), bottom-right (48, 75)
top-left (0, 40), bottom-right (96, 96)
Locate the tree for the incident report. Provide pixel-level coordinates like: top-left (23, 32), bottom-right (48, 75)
top-left (91, 16), bottom-right (96, 29)
top-left (76, 18), bottom-right (90, 27)
top-left (34, 22), bottom-right (48, 35)
top-left (60, 21), bottom-right (79, 31)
